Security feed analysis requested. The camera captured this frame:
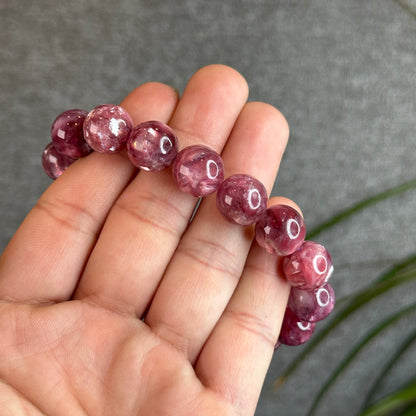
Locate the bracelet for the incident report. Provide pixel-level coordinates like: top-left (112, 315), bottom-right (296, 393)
top-left (42, 104), bottom-right (335, 348)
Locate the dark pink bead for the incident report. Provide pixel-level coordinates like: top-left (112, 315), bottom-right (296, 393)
top-left (255, 204), bottom-right (306, 256)
top-left (283, 241), bottom-right (334, 290)
top-left (172, 145), bottom-right (224, 197)
top-left (51, 109), bottom-right (92, 158)
top-left (278, 307), bottom-right (316, 346)
top-left (42, 142), bottom-right (77, 180)
top-left (288, 283), bottom-right (335, 322)
top-left (127, 121), bottom-right (178, 171)
top-left (83, 104), bottom-right (133, 153)
top-left (216, 174), bottom-right (267, 226)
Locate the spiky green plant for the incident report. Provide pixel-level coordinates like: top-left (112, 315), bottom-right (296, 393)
top-left (274, 178), bottom-right (416, 416)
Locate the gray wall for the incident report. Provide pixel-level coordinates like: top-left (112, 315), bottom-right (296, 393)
top-left (1, 1), bottom-right (416, 414)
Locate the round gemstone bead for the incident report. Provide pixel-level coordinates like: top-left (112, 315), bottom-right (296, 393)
top-left (216, 174), bottom-right (267, 226)
top-left (288, 283), bottom-right (335, 322)
top-left (51, 109), bottom-right (92, 158)
top-left (127, 121), bottom-right (178, 171)
top-left (255, 204), bottom-right (306, 256)
top-left (278, 307), bottom-right (316, 346)
top-left (172, 145), bottom-right (225, 197)
top-left (83, 104), bottom-right (133, 153)
top-left (283, 241), bottom-right (334, 290)
top-left (42, 142), bottom-right (77, 180)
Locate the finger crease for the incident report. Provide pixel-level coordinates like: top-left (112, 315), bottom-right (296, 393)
top-left (114, 192), bottom-right (190, 239)
top-left (114, 201), bottom-right (180, 239)
top-left (223, 308), bottom-right (276, 349)
top-left (34, 197), bottom-right (98, 238)
top-left (177, 237), bottom-right (242, 282)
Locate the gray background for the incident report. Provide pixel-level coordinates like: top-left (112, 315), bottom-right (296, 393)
top-left (1, 1), bottom-right (416, 415)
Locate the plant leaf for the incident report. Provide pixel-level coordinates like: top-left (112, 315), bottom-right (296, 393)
top-left (360, 380), bottom-right (416, 416)
top-left (362, 330), bottom-right (416, 410)
top-left (306, 302), bottom-right (416, 416)
top-left (275, 265), bottom-right (416, 388)
top-left (306, 178), bottom-right (416, 240)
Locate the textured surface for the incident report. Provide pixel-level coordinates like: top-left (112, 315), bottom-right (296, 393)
top-left (1, 1), bottom-right (416, 414)
top-left (172, 145), bottom-right (225, 196)
top-left (217, 174), bottom-right (268, 225)
top-left (127, 121), bottom-right (178, 171)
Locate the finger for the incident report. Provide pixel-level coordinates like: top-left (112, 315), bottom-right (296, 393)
top-left (146, 102), bottom-right (290, 362)
top-left (194, 196), bottom-right (301, 414)
top-left (0, 82), bottom-right (179, 304)
top-left (74, 65), bottom-right (249, 316)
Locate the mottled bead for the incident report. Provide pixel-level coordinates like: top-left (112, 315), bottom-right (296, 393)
top-left (127, 121), bottom-right (178, 171)
top-left (288, 283), bottom-right (335, 322)
top-left (255, 204), bottom-right (306, 256)
top-left (42, 142), bottom-right (77, 180)
top-left (216, 174), bottom-right (267, 226)
top-left (172, 145), bottom-right (225, 197)
top-left (83, 104), bottom-right (133, 153)
top-left (283, 241), bottom-right (334, 290)
top-left (278, 307), bottom-right (316, 346)
top-left (51, 109), bottom-right (92, 158)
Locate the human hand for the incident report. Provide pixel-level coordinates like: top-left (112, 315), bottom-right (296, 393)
top-left (0, 65), bottom-right (296, 415)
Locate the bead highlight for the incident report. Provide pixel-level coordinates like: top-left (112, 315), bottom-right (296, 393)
top-left (283, 241), bottom-right (333, 290)
top-left (83, 104), bottom-right (133, 154)
top-left (127, 121), bottom-right (178, 171)
top-left (172, 145), bottom-right (225, 197)
top-left (288, 283), bottom-right (335, 322)
top-left (216, 174), bottom-right (267, 225)
top-left (51, 109), bottom-right (92, 158)
top-left (255, 204), bottom-right (306, 256)
top-left (42, 142), bottom-right (77, 180)
top-left (278, 307), bottom-right (316, 346)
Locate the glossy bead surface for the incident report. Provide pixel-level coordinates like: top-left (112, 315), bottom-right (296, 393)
top-left (283, 241), bottom-right (334, 290)
top-left (42, 142), bottom-right (77, 180)
top-left (255, 204), bottom-right (306, 256)
top-left (216, 174), bottom-right (267, 225)
top-left (83, 104), bottom-right (133, 153)
top-left (127, 121), bottom-right (178, 171)
top-left (51, 109), bottom-right (91, 158)
top-left (172, 145), bottom-right (224, 197)
top-left (288, 283), bottom-right (335, 322)
top-left (278, 307), bottom-right (316, 346)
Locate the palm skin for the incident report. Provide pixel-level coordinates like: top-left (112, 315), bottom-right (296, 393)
top-left (0, 301), bottom-right (231, 415)
top-left (0, 65), bottom-right (294, 416)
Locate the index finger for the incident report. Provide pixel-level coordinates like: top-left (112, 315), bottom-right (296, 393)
top-left (0, 82), bottom-right (179, 304)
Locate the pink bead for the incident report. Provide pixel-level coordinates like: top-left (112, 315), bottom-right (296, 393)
top-left (42, 142), bottom-right (77, 180)
top-left (216, 174), bottom-right (267, 225)
top-left (255, 204), bottom-right (306, 256)
top-left (51, 109), bottom-right (92, 158)
top-left (127, 121), bottom-right (178, 171)
top-left (83, 104), bottom-right (133, 153)
top-left (288, 283), bottom-right (335, 322)
top-left (278, 307), bottom-right (316, 346)
top-left (283, 241), bottom-right (334, 290)
top-left (172, 145), bottom-right (225, 197)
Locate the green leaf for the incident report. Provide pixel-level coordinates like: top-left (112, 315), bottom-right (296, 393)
top-left (362, 330), bottom-right (416, 410)
top-left (274, 265), bottom-right (416, 388)
top-left (360, 381), bottom-right (416, 416)
top-left (306, 178), bottom-right (416, 240)
top-left (306, 302), bottom-right (416, 416)
top-left (335, 253), bottom-right (416, 308)
top-left (398, 403), bottom-right (416, 416)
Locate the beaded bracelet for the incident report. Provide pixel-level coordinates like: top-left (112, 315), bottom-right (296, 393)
top-left (42, 104), bottom-right (335, 347)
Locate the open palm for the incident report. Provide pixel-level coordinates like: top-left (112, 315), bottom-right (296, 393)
top-left (0, 65), bottom-right (294, 416)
